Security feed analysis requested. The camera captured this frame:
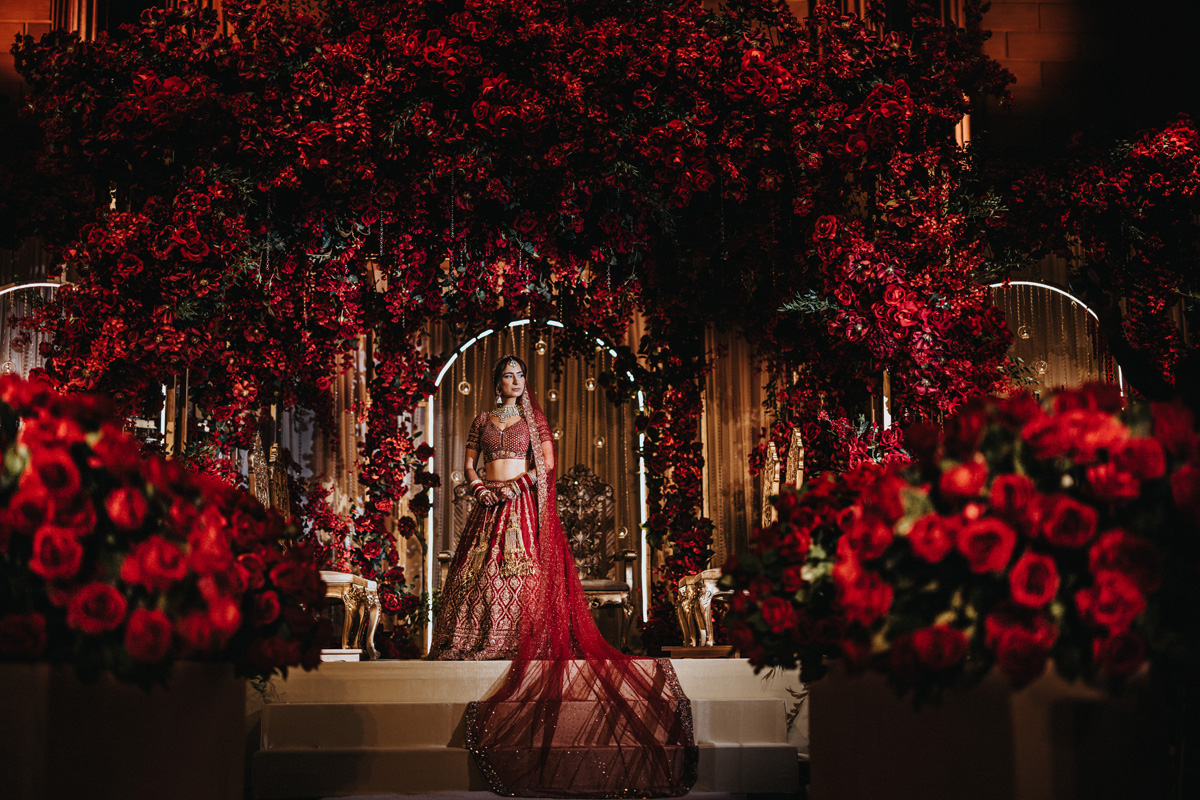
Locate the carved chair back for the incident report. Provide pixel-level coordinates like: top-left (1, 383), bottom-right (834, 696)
top-left (555, 464), bottom-right (616, 581)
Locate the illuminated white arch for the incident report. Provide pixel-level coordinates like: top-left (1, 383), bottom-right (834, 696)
top-left (0, 281), bottom-right (62, 299)
top-left (989, 280), bottom-right (1124, 391)
top-left (423, 318), bottom-right (650, 644)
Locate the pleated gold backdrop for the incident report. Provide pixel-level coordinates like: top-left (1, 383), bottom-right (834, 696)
top-left (429, 323), bottom-right (640, 591)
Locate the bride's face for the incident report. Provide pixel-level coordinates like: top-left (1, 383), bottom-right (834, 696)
top-left (498, 364), bottom-right (525, 401)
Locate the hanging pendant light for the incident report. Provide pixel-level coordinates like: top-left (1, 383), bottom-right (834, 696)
top-left (547, 389), bottom-right (559, 402)
top-left (535, 338), bottom-right (548, 355)
top-left (584, 377), bottom-right (597, 391)
top-left (458, 380), bottom-right (472, 395)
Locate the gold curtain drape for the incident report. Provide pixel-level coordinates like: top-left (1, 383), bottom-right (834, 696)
top-left (429, 323), bottom-right (640, 593)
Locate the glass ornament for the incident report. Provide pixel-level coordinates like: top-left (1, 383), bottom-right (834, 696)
top-left (594, 436), bottom-right (605, 449)
top-left (1017, 325), bottom-right (1031, 340)
top-left (552, 427), bottom-right (563, 440)
top-left (0, 361), bottom-right (12, 375)
top-left (535, 339), bottom-right (548, 355)
top-left (547, 389), bottom-right (560, 402)
top-left (451, 471), bottom-right (464, 484)
top-left (457, 380), bottom-right (472, 395)
top-left (1034, 360), bottom-right (1048, 375)
top-left (584, 377), bottom-right (597, 391)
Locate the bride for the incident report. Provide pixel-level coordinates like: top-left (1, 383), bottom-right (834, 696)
top-left (427, 354), bottom-right (697, 797)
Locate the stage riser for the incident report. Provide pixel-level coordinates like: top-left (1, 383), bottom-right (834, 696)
top-left (261, 698), bottom-right (787, 750)
top-left (252, 743), bottom-right (800, 798)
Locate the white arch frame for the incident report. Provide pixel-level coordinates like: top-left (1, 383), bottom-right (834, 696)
top-left (0, 281), bottom-right (63, 377)
top-left (989, 280), bottom-right (1125, 392)
top-left (423, 318), bottom-right (650, 646)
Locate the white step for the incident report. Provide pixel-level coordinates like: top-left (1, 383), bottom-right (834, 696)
top-left (260, 698), bottom-right (788, 750)
top-left (252, 742), bottom-right (799, 798)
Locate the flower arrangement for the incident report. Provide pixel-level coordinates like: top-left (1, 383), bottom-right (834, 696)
top-left (0, 377), bottom-right (328, 686)
top-left (723, 384), bottom-right (1200, 700)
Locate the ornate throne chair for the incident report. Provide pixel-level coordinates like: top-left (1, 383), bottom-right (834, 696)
top-left (555, 464), bottom-right (638, 650)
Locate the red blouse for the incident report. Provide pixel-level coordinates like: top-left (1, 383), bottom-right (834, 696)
top-left (467, 412), bottom-right (532, 464)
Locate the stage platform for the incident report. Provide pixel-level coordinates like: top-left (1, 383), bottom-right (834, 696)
top-left (248, 659), bottom-right (807, 798)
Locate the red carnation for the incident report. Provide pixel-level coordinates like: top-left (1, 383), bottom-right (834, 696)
top-left (1076, 571), bottom-right (1146, 634)
top-left (939, 459), bottom-right (988, 501)
top-left (1088, 530), bottom-right (1161, 594)
top-left (956, 518), bottom-right (1017, 573)
top-left (121, 535), bottom-right (188, 592)
top-left (0, 612), bottom-right (48, 659)
top-left (760, 597), bottom-right (798, 634)
top-left (1039, 495), bottom-right (1099, 548)
top-left (910, 625), bottom-right (968, 670)
top-left (124, 608), bottom-right (173, 663)
top-left (67, 582), bottom-right (128, 635)
top-left (907, 515), bottom-right (954, 564)
top-left (30, 525), bottom-right (85, 581)
top-left (105, 485), bottom-right (149, 532)
top-left (1008, 551), bottom-right (1060, 608)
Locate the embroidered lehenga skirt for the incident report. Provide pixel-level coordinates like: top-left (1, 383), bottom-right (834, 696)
top-left (428, 477), bottom-right (539, 660)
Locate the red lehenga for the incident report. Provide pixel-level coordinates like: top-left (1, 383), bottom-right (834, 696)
top-left (428, 391), bottom-right (697, 798)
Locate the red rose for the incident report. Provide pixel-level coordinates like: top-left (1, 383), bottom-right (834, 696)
top-left (990, 474), bottom-right (1036, 523)
top-left (1039, 495), bottom-right (1099, 548)
top-left (0, 612), bottom-right (48, 659)
top-left (249, 635), bottom-right (294, 672)
top-left (30, 525), bottom-right (85, 581)
top-left (956, 518), bottom-right (1017, 573)
top-left (1085, 463), bottom-right (1140, 503)
top-left (939, 459), bottom-right (988, 501)
top-left (1008, 551), bottom-right (1060, 608)
top-left (270, 559), bottom-right (323, 603)
top-left (238, 553), bottom-right (266, 591)
top-left (907, 515), bottom-right (954, 563)
top-left (859, 470), bottom-right (907, 523)
top-left (124, 608), bottom-right (173, 663)
top-left (2, 486), bottom-right (49, 536)
top-left (1152, 401), bottom-right (1197, 460)
top-left (67, 582), bottom-right (128, 635)
top-left (985, 611), bottom-right (1058, 684)
top-left (50, 490), bottom-right (97, 536)
top-left (780, 564), bottom-right (805, 593)
top-left (25, 445), bottom-right (82, 498)
top-left (760, 597), bottom-right (798, 634)
top-left (1076, 570), bottom-right (1146, 634)
top-left (813, 214), bottom-right (839, 240)
top-left (104, 486), bottom-right (148, 532)
top-left (840, 513), bottom-right (893, 560)
top-left (187, 508), bottom-right (233, 574)
top-left (120, 535), bottom-right (188, 592)
top-left (1088, 530), bottom-right (1161, 593)
top-left (251, 590), bottom-right (282, 626)
top-left (1171, 462), bottom-right (1200, 529)
top-left (834, 562), bottom-right (893, 627)
top-left (208, 597), bottom-right (242, 642)
top-left (1093, 631), bottom-right (1146, 678)
top-left (910, 625), bottom-right (968, 670)
top-left (1112, 438), bottom-right (1166, 481)
top-left (176, 611), bottom-right (220, 655)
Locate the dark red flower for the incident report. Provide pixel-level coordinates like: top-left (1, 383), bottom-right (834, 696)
top-left (1076, 570), bottom-right (1146, 634)
top-left (1152, 401), bottom-right (1197, 459)
top-left (1112, 438), bottom-right (1166, 481)
top-left (910, 625), bottom-right (968, 670)
top-left (956, 518), bottom-right (1017, 573)
top-left (907, 514), bottom-right (954, 563)
top-left (252, 591), bottom-right (282, 626)
top-left (24, 445), bottom-right (82, 499)
top-left (985, 611), bottom-right (1058, 684)
top-left (0, 613), bottom-right (48, 659)
top-left (1088, 530), bottom-right (1161, 593)
top-left (1039, 494), bottom-right (1099, 548)
top-left (67, 582), bottom-right (128, 635)
top-left (124, 608), bottom-right (173, 662)
top-left (760, 597), bottom-right (798, 634)
top-left (833, 560), bottom-right (893, 627)
top-left (1008, 551), bottom-right (1060, 608)
top-left (1093, 631), bottom-right (1147, 677)
top-left (840, 513), bottom-right (893, 560)
top-left (176, 611), bottom-right (220, 655)
top-left (939, 459), bottom-right (988, 501)
top-left (30, 525), bottom-right (85, 581)
top-left (1171, 462), bottom-right (1200, 529)
top-left (1085, 463), bottom-right (1140, 503)
top-left (105, 485), bottom-right (149, 531)
top-left (990, 474), bottom-right (1036, 522)
top-left (120, 535), bottom-right (188, 592)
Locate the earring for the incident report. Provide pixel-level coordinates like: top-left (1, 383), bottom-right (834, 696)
top-left (495, 392), bottom-right (502, 406)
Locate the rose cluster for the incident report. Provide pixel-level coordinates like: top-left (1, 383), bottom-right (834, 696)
top-left (0, 377), bottom-right (328, 685)
top-left (723, 384), bottom-right (1200, 700)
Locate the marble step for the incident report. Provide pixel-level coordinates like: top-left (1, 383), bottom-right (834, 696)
top-left (252, 741), bottom-right (800, 798)
top-left (262, 659), bottom-right (803, 704)
top-left (260, 697), bottom-right (788, 750)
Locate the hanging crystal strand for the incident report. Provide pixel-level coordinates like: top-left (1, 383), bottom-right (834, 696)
top-left (450, 172), bottom-right (456, 270)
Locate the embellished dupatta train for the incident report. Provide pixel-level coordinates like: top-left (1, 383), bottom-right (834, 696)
top-left (464, 390), bottom-right (698, 797)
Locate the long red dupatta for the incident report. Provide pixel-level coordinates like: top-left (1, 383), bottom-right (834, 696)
top-left (465, 390), bottom-right (698, 797)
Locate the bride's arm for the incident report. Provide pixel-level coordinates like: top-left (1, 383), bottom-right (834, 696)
top-left (541, 440), bottom-right (555, 472)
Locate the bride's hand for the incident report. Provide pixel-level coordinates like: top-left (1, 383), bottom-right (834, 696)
top-left (476, 488), bottom-right (500, 507)
top-left (498, 482), bottom-right (519, 501)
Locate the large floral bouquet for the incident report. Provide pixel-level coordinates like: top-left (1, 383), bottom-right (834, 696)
top-left (0, 377), bottom-right (328, 686)
top-left (723, 384), bottom-right (1200, 700)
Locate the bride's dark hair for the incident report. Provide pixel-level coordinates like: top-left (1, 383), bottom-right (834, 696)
top-left (492, 354), bottom-right (528, 393)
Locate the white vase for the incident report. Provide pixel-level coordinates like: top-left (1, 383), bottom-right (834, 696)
top-left (809, 664), bottom-right (1168, 800)
top-left (0, 662), bottom-right (245, 800)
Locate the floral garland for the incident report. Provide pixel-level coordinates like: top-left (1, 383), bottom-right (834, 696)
top-left (9, 0), bottom-right (1017, 638)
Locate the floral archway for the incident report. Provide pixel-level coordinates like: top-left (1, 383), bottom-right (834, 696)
top-left (8, 0), bottom-right (1016, 647)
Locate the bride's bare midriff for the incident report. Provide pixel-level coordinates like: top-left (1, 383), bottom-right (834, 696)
top-left (486, 457), bottom-right (530, 482)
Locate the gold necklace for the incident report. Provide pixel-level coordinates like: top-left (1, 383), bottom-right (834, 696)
top-left (490, 404), bottom-right (520, 422)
